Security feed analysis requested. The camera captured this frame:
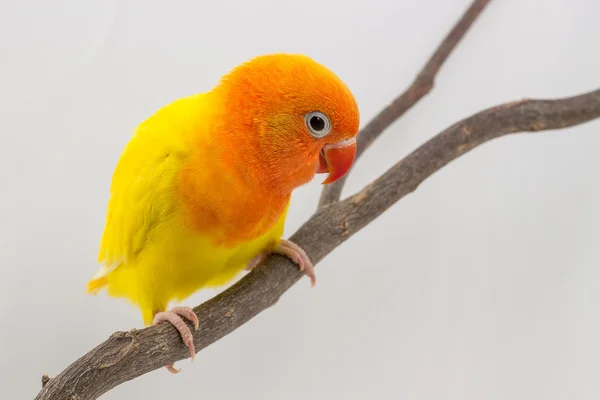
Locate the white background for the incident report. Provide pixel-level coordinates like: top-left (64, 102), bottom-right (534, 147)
top-left (1, 0), bottom-right (599, 399)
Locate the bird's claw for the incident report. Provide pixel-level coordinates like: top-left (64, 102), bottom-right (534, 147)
top-left (274, 239), bottom-right (316, 286)
top-left (153, 306), bottom-right (199, 373)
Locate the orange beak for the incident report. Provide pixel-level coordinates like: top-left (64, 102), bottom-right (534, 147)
top-left (317, 138), bottom-right (357, 184)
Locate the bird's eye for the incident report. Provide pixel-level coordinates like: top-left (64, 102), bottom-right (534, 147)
top-left (305, 111), bottom-right (331, 138)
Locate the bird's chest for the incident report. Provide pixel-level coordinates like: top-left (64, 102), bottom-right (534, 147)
top-left (164, 199), bottom-right (289, 294)
top-left (182, 187), bottom-right (290, 246)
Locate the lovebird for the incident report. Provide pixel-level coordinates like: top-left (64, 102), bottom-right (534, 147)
top-left (87, 53), bottom-right (359, 372)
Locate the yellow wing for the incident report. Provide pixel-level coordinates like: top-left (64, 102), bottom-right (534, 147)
top-left (88, 95), bottom-right (199, 292)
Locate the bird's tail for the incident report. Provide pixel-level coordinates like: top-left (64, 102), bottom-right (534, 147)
top-left (86, 264), bottom-right (116, 294)
top-left (86, 276), bottom-right (108, 294)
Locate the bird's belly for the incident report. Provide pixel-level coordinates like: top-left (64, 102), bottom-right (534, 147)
top-left (104, 202), bottom-right (288, 316)
top-left (137, 218), bottom-right (283, 303)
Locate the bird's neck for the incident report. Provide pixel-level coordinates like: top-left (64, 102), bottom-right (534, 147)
top-left (178, 91), bottom-right (293, 244)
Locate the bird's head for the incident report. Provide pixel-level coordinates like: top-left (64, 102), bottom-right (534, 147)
top-left (213, 53), bottom-right (360, 194)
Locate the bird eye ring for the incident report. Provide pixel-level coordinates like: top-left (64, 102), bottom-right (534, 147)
top-left (305, 111), bottom-right (331, 138)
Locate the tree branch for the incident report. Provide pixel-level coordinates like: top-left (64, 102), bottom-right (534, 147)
top-left (36, 88), bottom-right (600, 400)
top-left (318, 0), bottom-right (492, 208)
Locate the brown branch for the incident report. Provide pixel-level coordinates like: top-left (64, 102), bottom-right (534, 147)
top-left (318, 0), bottom-right (492, 208)
top-left (36, 89), bottom-right (600, 400)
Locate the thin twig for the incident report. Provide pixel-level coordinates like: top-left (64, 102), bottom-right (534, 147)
top-left (35, 88), bottom-right (600, 400)
top-left (318, 0), bottom-right (492, 208)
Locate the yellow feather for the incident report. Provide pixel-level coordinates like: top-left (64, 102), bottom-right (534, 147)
top-left (89, 93), bottom-right (288, 326)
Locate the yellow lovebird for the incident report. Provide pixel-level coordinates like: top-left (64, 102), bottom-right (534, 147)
top-left (87, 53), bottom-right (359, 372)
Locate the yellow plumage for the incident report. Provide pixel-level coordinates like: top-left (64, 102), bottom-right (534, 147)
top-left (88, 93), bottom-right (288, 325)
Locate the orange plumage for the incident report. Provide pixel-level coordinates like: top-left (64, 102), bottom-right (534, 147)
top-left (180, 54), bottom-right (359, 242)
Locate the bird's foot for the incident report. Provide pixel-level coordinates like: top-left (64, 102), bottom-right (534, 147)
top-left (245, 240), bottom-right (315, 286)
top-left (245, 253), bottom-right (267, 271)
top-left (152, 306), bottom-right (199, 374)
top-left (274, 239), bottom-right (316, 286)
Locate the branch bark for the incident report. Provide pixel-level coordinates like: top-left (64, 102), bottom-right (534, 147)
top-left (36, 88), bottom-right (600, 400)
top-left (318, 0), bottom-right (492, 208)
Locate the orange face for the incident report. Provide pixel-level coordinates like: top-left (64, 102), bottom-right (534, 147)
top-left (213, 54), bottom-right (360, 194)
